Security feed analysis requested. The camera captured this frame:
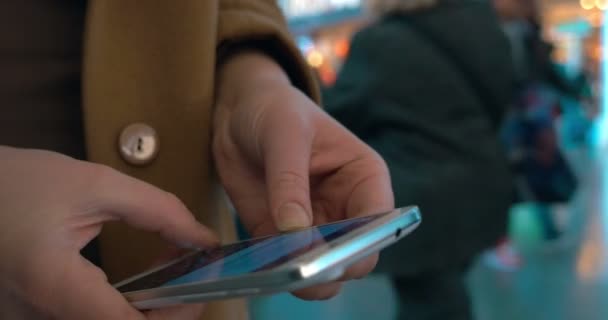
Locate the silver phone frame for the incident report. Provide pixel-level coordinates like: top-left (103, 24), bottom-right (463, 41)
top-left (116, 206), bottom-right (421, 309)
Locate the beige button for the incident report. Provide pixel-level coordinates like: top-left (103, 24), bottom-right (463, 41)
top-left (118, 123), bottom-right (159, 166)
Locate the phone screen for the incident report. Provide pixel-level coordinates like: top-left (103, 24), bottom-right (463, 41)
top-left (117, 214), bottom-right (383, 293)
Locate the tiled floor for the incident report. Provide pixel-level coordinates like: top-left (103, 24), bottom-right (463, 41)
top-left (250, 147), bottom-right (608, 319)
top-left (470, 147), bottom-right (605, 320)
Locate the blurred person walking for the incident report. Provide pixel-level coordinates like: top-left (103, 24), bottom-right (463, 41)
top-left (496, 0), bottom-right (579, 244)
top-left (324, 0), bottom-right (514, 319)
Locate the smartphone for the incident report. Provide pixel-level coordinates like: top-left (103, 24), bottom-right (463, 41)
top-left (115, 206), bottom-right (421, 309)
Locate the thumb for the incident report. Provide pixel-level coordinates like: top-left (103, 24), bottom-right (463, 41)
top-left (262, 120), bottom-right (313, 232)
top-left (49, 255), bottom-right (145, 320)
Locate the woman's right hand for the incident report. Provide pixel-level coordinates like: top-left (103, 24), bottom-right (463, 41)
top-left (0, 147), bottom-right (217, 320)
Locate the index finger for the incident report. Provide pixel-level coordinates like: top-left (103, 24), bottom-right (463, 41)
top-left (86, 165), bottom-right (219, 249)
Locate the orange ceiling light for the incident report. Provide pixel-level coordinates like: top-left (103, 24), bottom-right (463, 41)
top-left (334, 38), bottom-right (350, 59)
top-left (581, 0), bottom-right (595, 9)
top-left (306, 49), bottom-right (325, 68)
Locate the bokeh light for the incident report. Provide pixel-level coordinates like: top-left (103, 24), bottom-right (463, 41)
top-left (306, 49), bottom-right (325, 68)
top-left (582, 0), bottom-right (596, 10)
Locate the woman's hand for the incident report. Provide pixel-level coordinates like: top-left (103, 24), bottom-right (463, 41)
top-left (0, 147), bottom-right (218, 319)
top-left (213, 52), bottom-right (394, 300)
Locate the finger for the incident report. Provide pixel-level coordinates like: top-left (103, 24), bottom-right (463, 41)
top-left (339, 254), bottom-right (379, 281)
top-left (87, 165), bottom-right (219, 248)
top-left (261, 113), bottom-right (314, 231)
top-left (345, 154), bottom-right (394, 217)
top-left (277, 227), bottom-right (317, 254)
top-left (145, 304), bottom-right (205, 320)
top-left (338, 156), bottom-right (389, 281)
top-left (291, 282), bottom-right (342, 301)
top-left (50, 255), bottom-right (145, 320)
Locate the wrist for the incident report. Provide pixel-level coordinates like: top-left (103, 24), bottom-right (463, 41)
top-left (216, 51), bottom-right (291, 106)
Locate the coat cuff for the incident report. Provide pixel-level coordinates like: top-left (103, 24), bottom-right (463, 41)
top-left (217, 0), bottom-right (320, 103)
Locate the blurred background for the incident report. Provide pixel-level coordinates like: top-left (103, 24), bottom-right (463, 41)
top-left (248, 0), bottom-right (608, 319)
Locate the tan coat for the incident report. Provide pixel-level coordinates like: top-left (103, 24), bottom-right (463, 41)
top-left (83, 1), bottom-right (318, 319)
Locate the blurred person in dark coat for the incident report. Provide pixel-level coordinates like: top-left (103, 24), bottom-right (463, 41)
top-left (324, 0), bottom-right (515, 319)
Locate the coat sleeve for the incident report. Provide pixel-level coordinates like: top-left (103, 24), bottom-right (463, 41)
top-left (217, 0), bottom-right (320, 102)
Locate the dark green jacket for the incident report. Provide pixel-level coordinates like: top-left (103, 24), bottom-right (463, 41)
top-left (325, 0), bottom-right (514, 275)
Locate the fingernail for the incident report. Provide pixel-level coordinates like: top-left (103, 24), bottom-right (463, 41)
top-left (199, 226), bottom-right (221, 247)
top-left (278, 202), bottom-right (311, 231)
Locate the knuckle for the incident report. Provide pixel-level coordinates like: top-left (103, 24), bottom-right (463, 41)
top-left (78, 163), bottom-right (122, 201)
top-left (163, 194), bottom-right (195, 222)
top-left (345, 259), bottom-right (377, 280)
top-left (165, 192), bottom-right (186, 208)
top-left (317, 287), bottom-right (341, 301)
top-left (272, 170), bottom-right (310, 195)
top-left (294, 283), bottom-right (341, 301)
top-left (85, 163), bottom-right (117, 187)
top-left (369, 151), bottom-right (390, 175)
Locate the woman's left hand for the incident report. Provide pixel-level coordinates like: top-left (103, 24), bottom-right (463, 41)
top-left (213, 52), bottom-right (394, 300)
